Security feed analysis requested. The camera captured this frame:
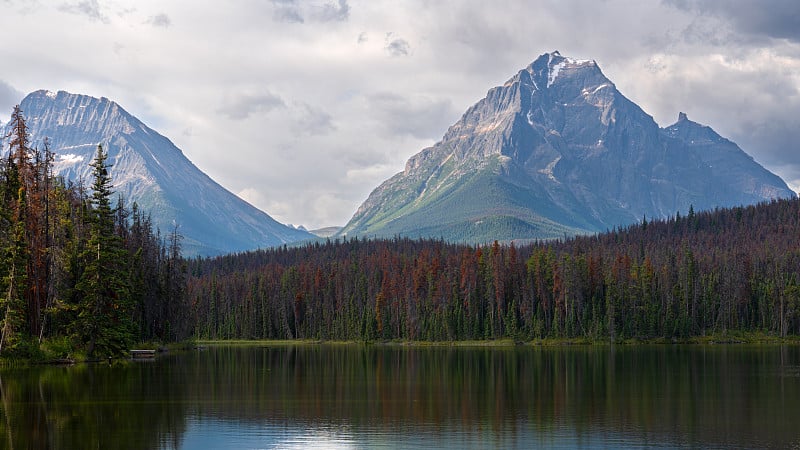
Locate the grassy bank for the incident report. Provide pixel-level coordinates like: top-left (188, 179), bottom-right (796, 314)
top-left (3, 331), bottom-right (798, 366)
top-left (195, 331), bottom-right (800, 348)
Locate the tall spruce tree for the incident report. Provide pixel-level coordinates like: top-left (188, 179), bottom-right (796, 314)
top-left (0, 188), bottom-right (29, 355)
top-left (0, 106), bottom-right (31, 355)
top-left (73, 145), bottom-right (132, 357)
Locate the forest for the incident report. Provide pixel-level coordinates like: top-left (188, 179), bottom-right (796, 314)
top-left (3, 103), bottom-right (800, 361)
top-left (0, 107), bottom-right (187, 359)
top-left (187, 198), bottom-right (800, 342)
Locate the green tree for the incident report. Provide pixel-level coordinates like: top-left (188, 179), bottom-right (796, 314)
top-left (0, 188), bottom-right (29, 355)
top-left (0, 106), bottom-right (32, 355)
top-left (73, 145), bottom-right (132, 358)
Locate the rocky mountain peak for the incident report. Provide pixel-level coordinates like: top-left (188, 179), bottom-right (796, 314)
top-left (663, 111), bottom-right (726, 145)
top-left (20, 90), bottom-right (147, 154)
top-left (340, 53), bottom-right (795, 243)
top-left (5, 90), bottom-right (313, 256)
top-left (511, 51), bottom-right (601, 90)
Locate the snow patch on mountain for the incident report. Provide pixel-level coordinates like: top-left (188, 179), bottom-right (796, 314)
top-left (548, 61), bottom-right (566, 87)
top-left (583, 83), bottom-right (610, 96)
top-left (58, 153), bottom-right (84, 164)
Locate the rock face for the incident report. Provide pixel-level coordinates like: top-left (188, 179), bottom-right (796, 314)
top-left (340, 51), bottom-right (796, 242)
top-left (6, 90), bottom-right (313, 256)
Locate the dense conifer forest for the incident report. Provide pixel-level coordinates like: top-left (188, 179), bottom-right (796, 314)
top-left (3, 105), bottom-right (800, 360)
top-left (187, 197), bottom-right (800, 341)
top-left (0, 107), bottom-right (187, 359)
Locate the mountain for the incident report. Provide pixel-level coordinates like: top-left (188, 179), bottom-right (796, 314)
top-left (340, 51), bottom-right (796, 242)
top-left (5, 90), bottom-right (313, 256)
top-left (309, 226), bottom-right (342, 238)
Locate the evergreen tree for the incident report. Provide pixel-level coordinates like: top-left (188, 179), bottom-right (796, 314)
top-left (0, 106), bottom-right (32, 355)
top-left (73, 145), bottom-right (133, 357)
top-left (0, 106), bottom-right (186, 359)
top-left (0, 188), bottom-right (29, 355)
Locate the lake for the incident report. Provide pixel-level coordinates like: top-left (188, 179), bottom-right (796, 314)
top-left (1, 344), bottom-right (800, 449)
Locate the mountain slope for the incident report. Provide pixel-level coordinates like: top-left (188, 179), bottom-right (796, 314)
top-left (340, 51), bottom-right (796, 242)
top-left (7, 90), bottom-right (313, 256)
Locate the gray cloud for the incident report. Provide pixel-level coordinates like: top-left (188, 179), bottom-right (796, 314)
top-left (367, 93), bottom-right (457, 140)
top-left (385, 35), bottom-right (410, 57)
top-left (0, 80), bottom-right (22, 119)
top-left (678, 17), bottom-right (735, 46)
top-left (448, 6), bottom-right (516, 54)
top-left (5, 0), bottom-right (41, 14)
top-left (58, 0), bottom-right (108, 23)
top-left (295, 104), bottom-right (335, 135)
top-left (217, 92), bottom-right (286, 120)
top-left (271, 0), bottom-right (349, 24)
top-left (314, 0), bottom-right (349, 22)
top-left (665, 0), bottom-right (800, 42)
top-left (271, 0), bottom-right (304, 23)
top-left (729, 118), bottom-right (800, 189)
top-left (146, 13), bottom-right (171, 28)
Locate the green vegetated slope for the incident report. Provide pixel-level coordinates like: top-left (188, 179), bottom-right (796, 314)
top-left (346, 153), bottom-right (592, 244)
top-left (187, 196), bottom-right (800, 342)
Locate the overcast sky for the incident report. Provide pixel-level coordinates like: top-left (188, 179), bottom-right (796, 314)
top-left (1, 0), bottom-right (799, 229)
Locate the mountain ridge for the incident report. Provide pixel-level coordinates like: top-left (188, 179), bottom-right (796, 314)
top-left (5, 89), bottom-right (313, 256)
top-left (340, 51), bottom-right (795, 242)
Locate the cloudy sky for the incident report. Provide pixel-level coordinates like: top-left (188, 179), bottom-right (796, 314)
top-left (1, 0), bottom-right (799, 229)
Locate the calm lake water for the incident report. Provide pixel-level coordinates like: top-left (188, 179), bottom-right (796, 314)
top-left (2, 344), bottom-right (800, 449)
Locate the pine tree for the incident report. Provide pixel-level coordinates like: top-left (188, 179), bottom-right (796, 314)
top-left (73, 145), bottom-right (132, 358)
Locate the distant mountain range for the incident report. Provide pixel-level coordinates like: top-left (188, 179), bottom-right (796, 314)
top-left (4, 90), bottom-right (313, 256)
top-left (339, 51), bottom-right (796, 242)
top-left (5, 52), bottom-right (795, 254)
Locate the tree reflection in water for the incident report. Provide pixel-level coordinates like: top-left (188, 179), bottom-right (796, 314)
top-left (1, 345), bottom-right (799, 449)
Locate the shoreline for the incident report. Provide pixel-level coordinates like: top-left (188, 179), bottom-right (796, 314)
top-left (194, 332), bottom-right (800, 348)
top-left (3, 332), bottom-right (798, 366)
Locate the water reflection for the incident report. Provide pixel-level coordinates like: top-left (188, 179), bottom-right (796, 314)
top-left (1, 345), bottom-right (800, 449)
top-left (180, 419), bottom-right (360, 450)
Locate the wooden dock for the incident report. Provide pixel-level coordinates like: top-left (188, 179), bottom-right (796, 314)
top-left (129, 349), bottom-right (156, 359)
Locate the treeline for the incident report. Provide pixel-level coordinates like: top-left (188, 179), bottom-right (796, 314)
top-left (187, 199), bottom-right (800, 341)
top-left (0, 107), bottom-right (188, 358)
top-left (6, 104), bottom-right (799, 350)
